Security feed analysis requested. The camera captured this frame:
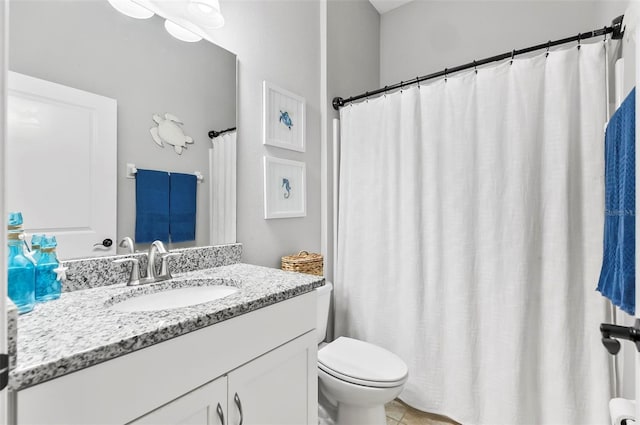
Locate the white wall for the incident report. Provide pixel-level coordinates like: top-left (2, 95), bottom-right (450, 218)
top-left (381, 0), bottom-right (627, 86)
top-left (207, 1), bottom-right (322, 268)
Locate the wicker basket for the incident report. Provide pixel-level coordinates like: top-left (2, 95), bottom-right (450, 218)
top-left (281, 251), bottom-right (324, 276)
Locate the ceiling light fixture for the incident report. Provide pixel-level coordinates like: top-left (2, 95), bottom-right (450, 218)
top-left (107, 0), bottom-right (154, 19)
top-left (188, 0), bottom-right (225, 29)
top-left (164, 19), bottom-right (203, 43)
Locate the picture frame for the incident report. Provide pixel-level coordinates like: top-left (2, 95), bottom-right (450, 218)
top-left (263, 156), bottom-right (306, 219)
top-left (262, 81), bottom-right (306, 152)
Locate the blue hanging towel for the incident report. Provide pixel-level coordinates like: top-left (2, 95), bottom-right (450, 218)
top-left (135, 169), bottom-right (170, 244)
top-left (597, 88), bottom-right (636, 315)
top-left (169, 172), bottom-right (197, 243)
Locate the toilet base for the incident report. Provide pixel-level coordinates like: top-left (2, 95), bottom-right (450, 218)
top-left (336, 403), bottom-right (386, 425)
top-left (318, 366), bottom-right (406, 425)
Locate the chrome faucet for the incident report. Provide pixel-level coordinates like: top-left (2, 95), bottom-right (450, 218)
top-left (112, 257), bottom-right (154, 286)
top-left (147, 240), bottom-right (180, 282)
top-left (112, 240), bottom-right (179, 286)
top-left (147, 240), bottom-right (167, 281)
top-left (119, 237), bottom-right (135, 254)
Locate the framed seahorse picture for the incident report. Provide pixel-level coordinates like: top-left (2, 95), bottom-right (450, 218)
top-left (262, 81), bottom-right (306, 152)
top-left (263, 156), bottom-right (306, 219)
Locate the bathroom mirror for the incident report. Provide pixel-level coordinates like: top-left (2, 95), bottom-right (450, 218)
top-left (7, 0), bottom-right (237, 259)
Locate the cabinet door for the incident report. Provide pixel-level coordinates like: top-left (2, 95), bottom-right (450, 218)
top-left (227, 331), bottom-right (317, 425)
top-left (129, 376), bottom-right (227, 425)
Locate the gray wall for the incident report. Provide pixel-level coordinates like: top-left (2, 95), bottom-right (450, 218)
top-left (381, 0), bottom-right (627, 86)
top-left (207, 1), bottom-right (322, 268)
top-left (323, 0), bottom-right (380, 340)
top-left (9, 0), bottom-right (236, 252)
top-left (325, 0), bottom-right (380, 282)
top-left (328, 0), bottom-right (380, 116)
top-left (205, 0), bottom-right (380, 271)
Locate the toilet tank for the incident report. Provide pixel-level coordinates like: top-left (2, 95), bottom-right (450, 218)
top-left (316, 282), bottom-right (333, 344)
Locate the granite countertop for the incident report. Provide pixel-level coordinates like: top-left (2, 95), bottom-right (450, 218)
top-left (9, 263), bottom-right (324, 391)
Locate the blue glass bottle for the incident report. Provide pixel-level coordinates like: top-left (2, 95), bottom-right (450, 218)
top-left (30, 234), bottom-right (44, 264)
top-left (7, 212), bottom-right (35, 314)
top-left (35, 236), bottom-right (61, 302)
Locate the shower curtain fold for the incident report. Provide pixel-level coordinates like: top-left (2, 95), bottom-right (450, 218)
top-left (335, 43), bottom-right (612, 425)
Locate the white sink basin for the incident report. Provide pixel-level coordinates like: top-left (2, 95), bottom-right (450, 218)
top-left (111, 285), bottom-right (238, 312)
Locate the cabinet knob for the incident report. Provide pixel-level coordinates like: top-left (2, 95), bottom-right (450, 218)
top-left (234, 393), bottom-right (243, 425)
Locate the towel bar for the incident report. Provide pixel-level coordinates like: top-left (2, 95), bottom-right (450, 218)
top-left (126, 163), bottom-right (204, 183)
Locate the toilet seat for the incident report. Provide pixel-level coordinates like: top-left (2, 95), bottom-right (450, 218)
top-left (318, 337), bottom-right (408, 388)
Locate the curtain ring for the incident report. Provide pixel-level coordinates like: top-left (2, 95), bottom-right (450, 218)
top-left (444, 68), bottom-right (448, 82)
top-left (365, 91), bottom-right (369, 103)
top-left (546, 40), bottom-right (551, 57)
top-left (510, 49), bottom-right (516, 65)
top-left (577, 33), bottom-right (581, 50)
top-left (400, 81), bottom-right (403, 93)
top-left (473, 60), bottom-right (478, 74)
top-left (416, 76), bottom-right (420, 89)
top-left (603, 26), bottom-right (608, 42)
top-left (384, 86), bottom-right (388, 98)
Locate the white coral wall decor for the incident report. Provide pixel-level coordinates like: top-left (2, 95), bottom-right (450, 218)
top-left (149, 113), bottom-right (194, 155)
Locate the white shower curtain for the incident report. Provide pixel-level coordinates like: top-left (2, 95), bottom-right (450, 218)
top-left (209, 131), bottom-right (237, 245)
top-left (335, 43), bottom-right (612, 425)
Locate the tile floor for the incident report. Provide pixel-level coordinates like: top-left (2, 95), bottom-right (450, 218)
top-left (385, 399), bottom-right (459, 425)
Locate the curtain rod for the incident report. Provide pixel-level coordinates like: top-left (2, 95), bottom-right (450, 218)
top-left (208, 127), bottom-right (237, 138)
top-left (332, 15), bottom-right (625, 111)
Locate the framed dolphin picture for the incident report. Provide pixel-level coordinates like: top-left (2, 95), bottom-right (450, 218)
top-left (262, 81), bottom-right (306, 152)
top-left (263, 156), bottom-right (306, 219)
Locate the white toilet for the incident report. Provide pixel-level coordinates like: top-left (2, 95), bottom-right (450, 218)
top-left (316, 282), bottom-right (408, 425)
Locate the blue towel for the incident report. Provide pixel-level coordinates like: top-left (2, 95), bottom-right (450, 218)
top-left (135, 169), bottom-right (170, 243)
top-left (597, 88), bottom-right (636, 315)
top-left (169, 172), bottom-right (197, 243)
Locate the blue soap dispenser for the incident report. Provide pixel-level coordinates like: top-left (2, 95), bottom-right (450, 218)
top-left (35, 236), bottom-right (61, 302)
top-left (7, 212), bottom-right (35, 314)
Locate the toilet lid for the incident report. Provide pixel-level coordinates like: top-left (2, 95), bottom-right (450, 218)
top-left (318, 337), bottom-right (408, 387)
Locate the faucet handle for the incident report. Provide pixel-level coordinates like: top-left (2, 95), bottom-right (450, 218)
top-left (158, 253), bottom-right (181, 280)
top-left (112, 258), bottom-right (142, 286)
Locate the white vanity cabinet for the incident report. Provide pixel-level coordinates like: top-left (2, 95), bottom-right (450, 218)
top-left (226, 332), bottom-right (315, 425)
top-left (130, 333), bottom-right (316, 425)
top-left (13, 291), bottom-right (318, 425)
top-left (130, 376), bottom-right (228, 425)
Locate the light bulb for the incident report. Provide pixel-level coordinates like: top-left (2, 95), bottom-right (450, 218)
top-left (164, 19), bottom-right (203, 43)
top-left (197, 4), bottom-right (214, 14)
top-left (188, 0), bottom-right (225, 28)
top-left (107, 0), bottom-right (154, 19)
